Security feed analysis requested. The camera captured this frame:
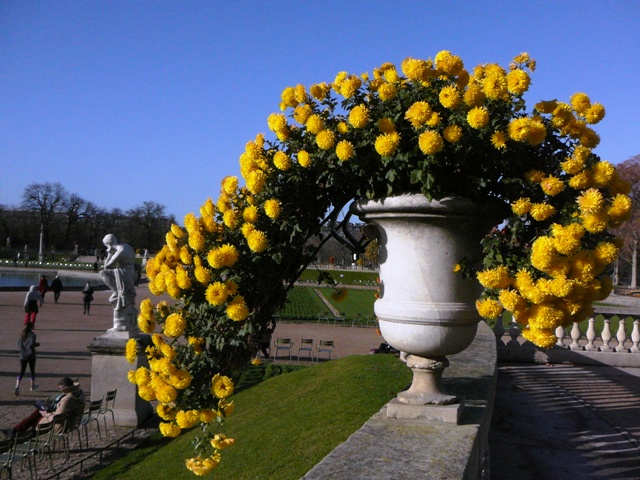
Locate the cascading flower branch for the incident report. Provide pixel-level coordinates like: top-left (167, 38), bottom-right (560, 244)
top-left (126, 50), bottom-right (632, 474)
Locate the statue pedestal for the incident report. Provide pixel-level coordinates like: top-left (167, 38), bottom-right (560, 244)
top-left (88, 331), bottom-right (153, 427)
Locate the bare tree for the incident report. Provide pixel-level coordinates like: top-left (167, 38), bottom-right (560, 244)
top-left (126, 201), bottom-right (175, 251)
top-left (20, 182), bottom-right (69, 251)
top-left (614, 154), bottom-right (640, 287)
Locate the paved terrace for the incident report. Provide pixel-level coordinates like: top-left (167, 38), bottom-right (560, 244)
top-left (0, 273), bottom-right (640, 478)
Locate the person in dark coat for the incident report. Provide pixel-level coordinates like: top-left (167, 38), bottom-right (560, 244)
top-left (38, 275), bottom-right (48, 306)
top-left (15, 322), bottom-right (39, 395)
top-left (50, 275), bottom-right (63, 303)
top-left (82, 281), bottom-right (94, 315)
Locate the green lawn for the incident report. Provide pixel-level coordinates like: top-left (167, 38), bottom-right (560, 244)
top-left (318, 287), bottom-right (376, 319)
top-left (89, 355), bottom-right (411, 480)
top-left (298, 268), bottom-right (378, 286)
top-left (277, 285), bottom-right (332, 320)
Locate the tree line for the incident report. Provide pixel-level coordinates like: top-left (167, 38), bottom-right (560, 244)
top-left (0, 182), bottom-right (176, 258)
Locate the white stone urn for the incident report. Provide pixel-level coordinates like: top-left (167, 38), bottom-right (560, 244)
top-left (352, 194), bottom-right (500, 406)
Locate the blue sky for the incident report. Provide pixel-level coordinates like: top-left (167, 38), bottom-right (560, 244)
top-left (1, 1), bottom-right (639, 220)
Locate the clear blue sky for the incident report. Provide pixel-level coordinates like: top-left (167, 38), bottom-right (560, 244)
top-left (2, 1), bottom-right (639, 220)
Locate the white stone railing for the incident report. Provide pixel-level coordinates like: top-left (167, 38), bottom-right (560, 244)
top-left (493, 306), bottom-right (640, 367)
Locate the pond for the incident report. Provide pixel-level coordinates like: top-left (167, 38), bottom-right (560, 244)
top-left (0, 270), bottom-right (103, 289)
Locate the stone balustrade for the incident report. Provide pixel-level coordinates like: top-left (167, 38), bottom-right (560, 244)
top-left (494, 305), bottom-right (640, 367)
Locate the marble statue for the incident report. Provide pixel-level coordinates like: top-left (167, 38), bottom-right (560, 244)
top-left (100, 234), bottom-right (138, 333)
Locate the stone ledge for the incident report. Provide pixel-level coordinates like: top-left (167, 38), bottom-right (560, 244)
top-left (303, 322), bottom-right (497, 480)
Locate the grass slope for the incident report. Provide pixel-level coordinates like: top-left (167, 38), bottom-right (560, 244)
top-left (91, 354), bottom-right (410, 480)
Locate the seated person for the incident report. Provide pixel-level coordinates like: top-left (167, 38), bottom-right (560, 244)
top-left (12, 377), bottom-right (86, 434)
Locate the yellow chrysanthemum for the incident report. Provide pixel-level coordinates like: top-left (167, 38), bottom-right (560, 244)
top-left (477, 266), bottom-right (512, 289)
top-left (570, 92), bottom-right (591, 116)
top-left (264, 198), bottom-right (281, 219)
top-left (175, 409), bottom-right (200, 429)
top-left (185, 454), bottom-right (221, 476)
top-left (585, 103), bottom-right (605, 124)
top-left (211, 373), bottom-right (235, 399)
top-left (297, 150), bottom-right (311, 168)
top-left (568, 170), bottom-right (592, 190)
top-left (125, 338), bottom-right (137, 364)
top-left (608, 194), bottom-right (632, 221)
top-left (426, 112), bottom-right (441, 127)
top-left (164, 313), bottom-right (186, 338)
top-left (577, 188), bottom-right (604, 214)
top-left (316, 129), bottom-right (336, 150)
top-left (205, 282), bottom-right (228, 306)
top-left (336, 140), bottom-right (355, 161)
top-left (293, 104), bottom-right (312, 125)
top-left (243, 205), bottom-right (259, 223)
top-left (591, 161), bottom-right (616, 188)
top-left (401, 57), bottom-right (431, 81)
top-left (530, 236), bottom-right (559, 272)
top-left (438, 85), bottom-right (461, 109)
top-left (405, 101), bottom-right (433, 128)
top-left (349, 104), bottom-right (369, 128)
top-left (418, 130), bottom-right (444, 155)
top-left (378, 82), bottom-right (397, 101)
top-left (551, 223), bottom-right (585, 256)
top-left (466, 106), bottom-right (490, 129)
top-left (226, 295), bottom-right (249, 321)
top-left (199, 409), bottom-right (216, 423)
top-left (540, 176), bottom-right (565, 196)
top-left (506, 69), bottom-right (530, 95)
top-left (159, 422), bottom-right (181, 438)
top-left (137, 313), bottom-right (156, 334)
top-left (463, 84), bottom-right (485, 107)
top-left (221, 176), bottom-right (238, 195)
top-left (273, 151), bottom-right (292, 171)
top-left (490, 131), bottom-right (507, 149)
top-left (374, 132), bottom-right (400, 156)
top-left (211, 433), bottom-right (235, 450)
top-left (247, 230), bottom-right (268, 253)
top-left (529, 203), bottom-right (555, 221)
top-left (443, 125), bottom-right (463, 143)
top-left (222, 209), bottom-right (239, 230)
top-left (207, 244), bottom-right (239, 269)
top-left (309, 82), bottom-right (330, 100)
top-left (476, 298), bottom-right (504, 319)
top-left (581, 212), bottom-right (609, 233)
top-left (482, 72), bottom-right (508, 100)
top-left (435, 50), bottom-right (464, 76)
top-left (511, 197), bottom-right (531, 216)
top-left (306, 114), bottom-right (324, 134)
top-left (593, 242), bottom-right (619, 266)
top-left (157, 404), bottom-right (177, 421)
top-left (498, 289), bottom-right (526, 313)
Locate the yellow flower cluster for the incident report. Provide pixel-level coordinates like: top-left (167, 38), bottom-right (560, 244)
top-left (136, 50), bottom-right (632, 474)
top-left (476, 155), bottom-right (631, 345)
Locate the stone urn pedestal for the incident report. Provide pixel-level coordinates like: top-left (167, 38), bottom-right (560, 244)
top-left (88, 331), bottom-right (153, 427)
top-left (352, 194), bottom-right (500, 423)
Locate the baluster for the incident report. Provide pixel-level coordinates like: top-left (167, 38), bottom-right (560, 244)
top-left (600, 317), bottom-right (613, 352)
top-left (507, 320), bottom-right (521, 348)
top-left (584, 317), bottom-right (598, 351)
top-left (615, 317), bottom-right (629, 353)
top-left (569, 322), bottom-right (583, 350)
top-left (555, 325), bottom-right (566, 348)
top-left (631, 319), bottom-right (640, 353)
top-left (494, 314), bottom-right (505, 346)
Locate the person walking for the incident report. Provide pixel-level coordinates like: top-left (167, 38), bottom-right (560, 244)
top-left (23, 285), bottom-right (41, 325)
top-left (82, 281), bottom-right (94, 314)
top-left (50, 275), bottom-right (63, 303)
top-left (15, 322), bottom-right (39, 396)
top-left (38, 275), bottom-right (48, 306)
